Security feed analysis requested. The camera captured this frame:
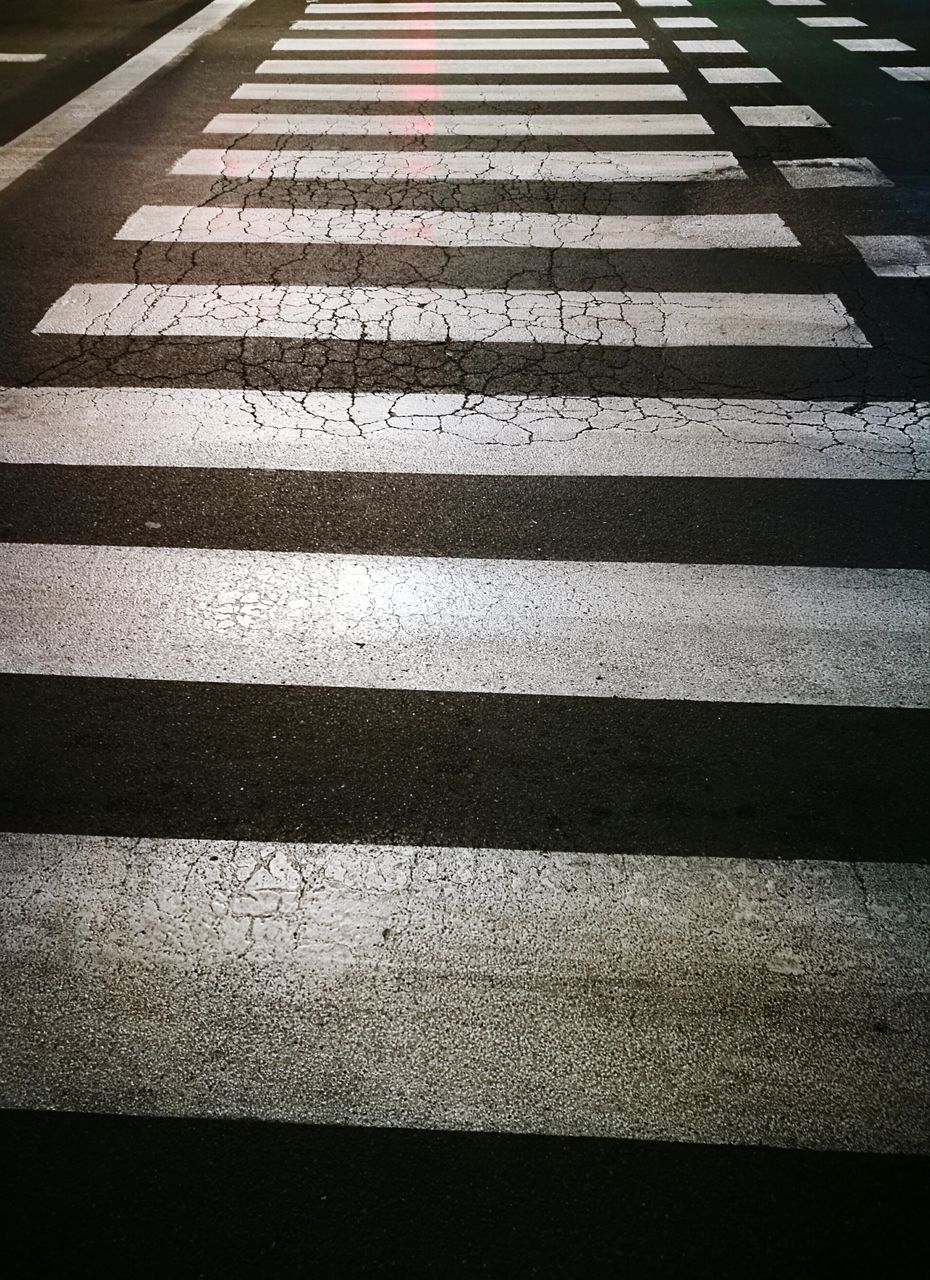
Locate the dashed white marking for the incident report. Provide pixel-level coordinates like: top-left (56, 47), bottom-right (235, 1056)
top-left (3, 545), bottom-right (925, 707)
top-left (5, 388), bottom-right (925, 480)
top-left (654, 17), bottom-right (716, 27)
top-left (117, 206), bottom-right (797, 250)
top-left (7, 834), bottom-right (926, 1151)
top-left (848, 236), bottom-right (930, 278)
top-left (775, 157), bottom-right (891, 187)
top-left (204, 110), bottom-right (713, 136)
top-left (35, 283), bottom-right (870, 348)
top-left (272, 37), bottom-right (651, 51)
top-left (290, 18), bottom-right (638, 29)
top-left (799, 16), bottom-right (866, 26)
top-left (835, 38), bottom-right (915, 52)
top-left (0, 52), bottom-right (46, 62)
top-left (0, 0), bottom-right (258, 195)
top-left (700, 67), bottom-right (780, 83)
top-left (301, 2), bottom-right (624, 9)
top-left (881, 65), bottom-right (930, 81)
top-left (732, 104), bottom-right (829, 127)
top-left (232, 82), bottom-right (687, 103)
top-left (257, 58), bottom-right (668, 75)
top-left (674, 39), bottom-right (746, 53)
top-left (172, 146), bottom-right (745, 183)
top-left (767, 0), bottom-right (825, 5)
top-left (637, 0), bottom-right (693, 6)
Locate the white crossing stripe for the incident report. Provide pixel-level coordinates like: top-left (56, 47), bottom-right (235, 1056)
top-left (0, 52), bottom-right (46, 62)
top-left (4, 832), bottom-right (927, 1152)
top-left (302, 2), bottom-right (626, 9)
top-left (848, 236), bottom-right (930, 278)
top-left (674, 39), bottom-right (746, 53)
top-left (799, 16), bottom-right (866, 26)
top-left (116, 207), bottom-right (797, 249)
top-left (835, 38), bottom-right (914, 52)
top-left (654, 17), bottom-right (716, 27)
top-left (35, 284), bottom-right (868, 347)
top-left (290, 18), bottom-right (638, 29)
top-left (204, 111), bottom-right (713, 136)
top-left (256, 58), bottom-right (668, 74)
top-left (2, 544), bottom-right (925, 706)
top-left (881, 65), bottom-right (930, 81)
top-left (700, 67), bottom-right (780, 83)
top-left (768, 0), bottom-right (825, 5)
top-left (775, 157), bottom-right (891, 187)
top-left (0, 0), bottom-right (258, 196)
top-left (172, 147), bottom-right (746, 182)
top-left (637, 0), bottom-right (693, 5)
top-left (4, 387), bottom-right (925, 481)
top-left (272, 37), bottom-right (651, 51)
top-left (732, 105), bottom-right (829, 127)
top-left (232, 81), bottom-right (688, 102)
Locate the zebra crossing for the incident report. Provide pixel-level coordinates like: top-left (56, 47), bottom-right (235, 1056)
top-left (1, 0), bottom-right (929, 1162)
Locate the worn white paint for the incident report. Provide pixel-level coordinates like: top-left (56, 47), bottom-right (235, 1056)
top-left (204, 110), bottom-right (713, 136)
top-left (835, 38), bottom-right (914, 52)
top-left (116, 207), bottom-right (798, 250)
top-left (272, 36), bottom-right (651, 51)
top-left (231, 82), bottom-right (688, 102)
top-left (256, 58), bottom-right (668, 74)
top-left (673, 39), bottom-right (746, 53)
top-left (301, 2), bottom-right (625, 9)
top-left (700, 67), bottom-right (780, 84)
top-left (732, 105), bottom-right (829, 127)
top-left (881, 65), bottom-right (930, 81)
top-left (2, 544), bottom-right (926, 706)
top-left (799, 16), bottom-right (866, 26)
top-left (848, 236), bottom-right (930, 278)
top-left (3, 388), bottom-right (926, 480)
top-left (654, 17), bottom-right (716, 27)
top-left (775, 157), bottom-right (891, 187)
top-left (290, 18), bottom-right (638, 29)
top-left (0, 0), bottom-right (258, 195)
top-left (2, 833), bottom-right (927, 1153)
top-left (35, 284), bottom-right (868, 348)
top-left (171, 146), bottom-right (744, 182)
top-left (0, 53), bottom-right (46, 62)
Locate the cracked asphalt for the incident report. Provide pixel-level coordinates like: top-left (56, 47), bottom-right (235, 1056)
top-left (0, 0), bottom-right (929, 1272)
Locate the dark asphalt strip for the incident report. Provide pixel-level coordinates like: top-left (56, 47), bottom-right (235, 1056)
top-left (2, 1109), bottom-right (927, 1277)
top-left (3, 467), bottom-right (928, 567)
top-left (2, 675), bottom-right (926, 860)
top-left (18, 336), bottom-right (929, 400)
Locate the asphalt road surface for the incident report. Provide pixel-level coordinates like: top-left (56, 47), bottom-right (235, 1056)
top-left (1, 0), bottom-right (929, 1272)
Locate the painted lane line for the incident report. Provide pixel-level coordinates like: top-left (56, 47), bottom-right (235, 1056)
top-left (171, 147), bottom-right (746, 182)
top-left (732, 105), bottom-right (829, 127)
top-left (0, 53), bottom-right (47, 62)
top-left (768, 0), bottom-right (825, 5)
top-left (116, 207), bottom-right (798, 249)
top-left (35, 285), bottom-right (867, 348)
top-left (2, 545), bottom-right (925, 707)
top-left (674, 39), bottom-right (746, 53)
top-left (700, 67), bottom-right (780, 83)
top-left (775, 157), bottom-right (891, 187)
top-left (4, 833), bottom-right (928, 1152)
top-left (256, 59), bottom-right (669, 74)
top-left (835, 38), bottom-right (914, 52)
top-left (4, 388), bottom-right (925, 480)
top-left (0, 0), bottom-right (258, 196)
top-left (232, 82), bottom-right (688, 102)
top-left (301, 2), bottom-right (627, 9)
top-left (848, 236), bottom-right (930, 279)
top-left (882, 66), bottom-right (930, 81)
top-left (637, 0), bottom-right (693, 6)
top-left (799, 16), bottom-right (866, 26)
top-left (290, 18), bottom-right (638, 29)
top-left (271, 37), bottom-right (651, 51)
top-left (654, 17), bottom-right (716, 27)
top-left (204, 111), bottom-right (713, 136)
